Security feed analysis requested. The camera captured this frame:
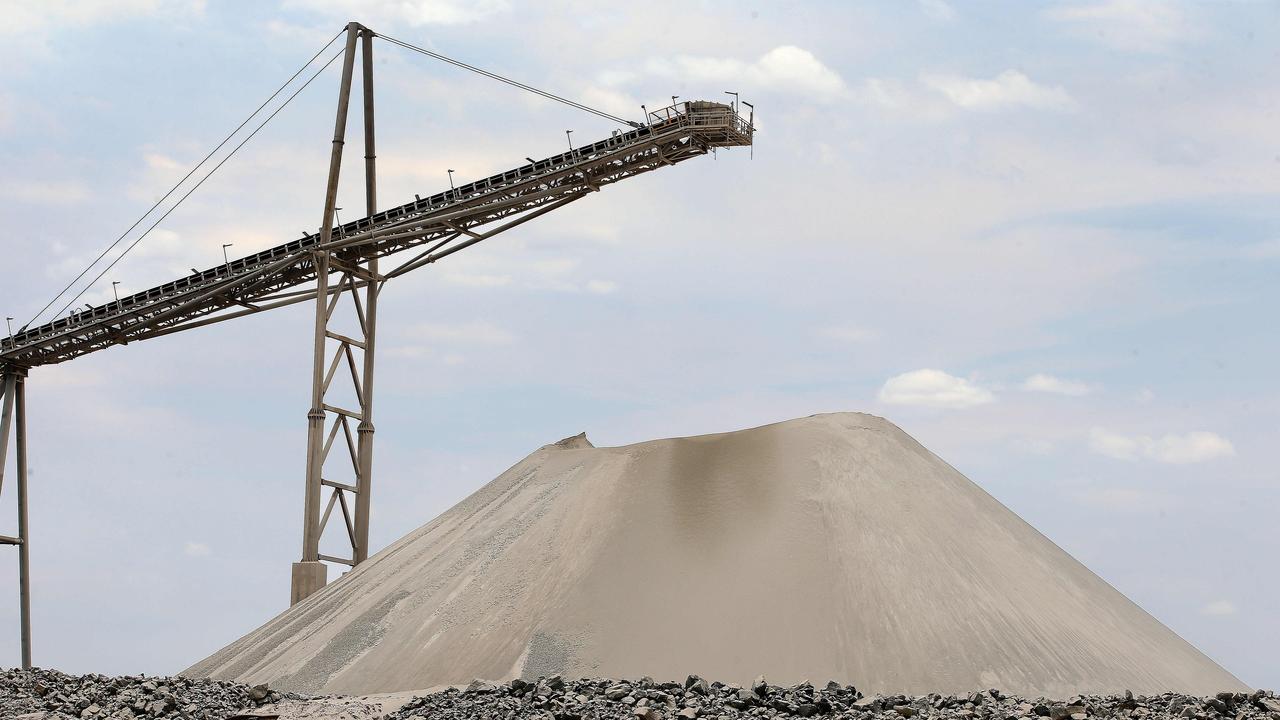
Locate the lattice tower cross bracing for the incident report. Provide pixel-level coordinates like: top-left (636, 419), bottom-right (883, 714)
top-left (0, 20), bottom-right (754, 667)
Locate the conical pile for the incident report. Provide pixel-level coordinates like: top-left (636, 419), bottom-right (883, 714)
top-left (186, 413), bottom-right (1244, 696)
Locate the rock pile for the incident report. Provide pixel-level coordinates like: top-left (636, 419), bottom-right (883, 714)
top-left (388, 676), bottom-right (1280, 720)
top-left (0, 667), bottom-right (285, 720)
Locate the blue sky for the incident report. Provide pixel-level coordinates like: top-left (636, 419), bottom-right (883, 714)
top-left (0, 0), bottom-right (1277, 689)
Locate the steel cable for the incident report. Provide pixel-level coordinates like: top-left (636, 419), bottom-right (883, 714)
top-left (47, 43), bottom-right (348, 324)
top-left (374, 32), bottom-right (640, 128)
top-left (20, 28), bottom-right (345, 331)
top-left (22, 26), bottom-right (637, 334)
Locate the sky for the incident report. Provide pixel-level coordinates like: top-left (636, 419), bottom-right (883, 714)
top-left (0, 0), bottom-right (1277, 690)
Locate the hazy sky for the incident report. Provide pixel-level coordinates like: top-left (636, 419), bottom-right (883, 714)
top-left (0, 0), bottom-right (1276, 689)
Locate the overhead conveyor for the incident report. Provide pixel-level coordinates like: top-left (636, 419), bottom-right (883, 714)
top-left (0, 21), bottom-right (753, 666)
top-left (0, 102), bottom-right (751, 368)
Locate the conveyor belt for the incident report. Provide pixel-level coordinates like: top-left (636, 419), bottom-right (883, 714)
top-left (1, 101), bottom-right (752, 367)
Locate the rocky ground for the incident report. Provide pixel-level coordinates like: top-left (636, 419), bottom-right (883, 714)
top-left (388, 676), bottom-right (1280, 720)
top-left (0, 668), bottom-right (285, 719)
top-left (2, 671), bottom-right (1277, 720)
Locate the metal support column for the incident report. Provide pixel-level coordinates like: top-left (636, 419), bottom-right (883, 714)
top-left (0, 366), bottom-right (31, 668)
top-left (353, 26), bottom-right (378, 564)
top-left (292, 22), bottom-right (381, 605)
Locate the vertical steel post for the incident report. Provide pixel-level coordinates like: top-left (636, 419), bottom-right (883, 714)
top-left (0, 367), bottom-right (31, 668)
top-left (293, 21), bottom-right (360, 606)
top-left (354, 27), bottom-right (378, 563)
top-left (15, 374), bottom-right (30, 669)
top-left (0, 372), bottom-right (13, 498)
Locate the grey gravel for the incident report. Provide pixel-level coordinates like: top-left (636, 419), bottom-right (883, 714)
top-left (388, 676), bottom-right (1279, 720)
top-left (4, 670), bottom-right (1276, 720)
top-left (0, 667), bottom-right (290, 720)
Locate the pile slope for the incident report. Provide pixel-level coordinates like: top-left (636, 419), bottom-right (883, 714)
top-left (186, 413), bottom-right (1245, 696)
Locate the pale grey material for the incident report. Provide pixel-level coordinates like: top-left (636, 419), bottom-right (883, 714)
top-left (186, 413), bottom-right (1245, 696)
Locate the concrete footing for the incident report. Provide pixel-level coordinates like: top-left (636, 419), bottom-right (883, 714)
top-left (290, 561), bottom-right (327, 606)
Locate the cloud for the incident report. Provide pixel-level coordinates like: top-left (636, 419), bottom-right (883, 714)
top-left (1241, 239), bottom-right (1280, 260)
top-left (918, 0), bottom-right (956, 21)
top-left (1146, 432), bottom-right (1236, 464)
top-left (579, 85), bottom-right (641, 120)
top-left (388, 321), bottom-right (515, 362)
top-left (1200, 599), bottom-right (1237, 617)
top-left (1022, 373), bottom-right (1093, 396)
top-left (282, 0), bottom-right (508, 26)
top-left (409, 321), bottom-right (516, 345)
top-left (1089, 428), bottom-right (1235, 464)
top-left (586, 280), bottom-right (618, 295)
top-left (532, 258), bottom-right (580, 276)
top-left (1089, 428), bottom-right (1141, 460)
top-left (443, 271), bottom-right (511, 288)
top-left (1046, 0), bottom-right (1197, 53)
top-left (922, 70), bottom-right (1074, 111)
top-left (641, 46), bottom-right (845, 99)
top-left (32, 364), bottom-right (104, 388)
top-left (183, 541), bottom-right (211, 557)
top-left (879, 369), bottom-right (995, 409)
top-left (0, 0), bottom-right (205, 37)
top-left (817, 326), bottom-right (877, 343)
top-left (1073, 486), bottom-right (1162, 513)
top-left (0, 93), bottom-right (13, 132)
top-left (1, 178), bottom-right (90, 204)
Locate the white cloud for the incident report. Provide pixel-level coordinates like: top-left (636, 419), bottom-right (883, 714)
top-left (641, 46), bottom-right (844, 99)
top-left (1089, 428), bottom-right (1142, 460)
top-left (579, 85), bottom-right (641, 121)
top-left (33, 364), bottom-right (104, 388)
top-left (2, 178), bottom-right (90, 204)
top-left (878, 369), bottom-right (995, 409)
top-left (1073, 487), bottom-right (1158, 513)
top-left (817, 326), bottom-right (877, 343)
top-left (0, 0), bottom-right (205, 36)
top-left (1089, 428), bottom-right (1235, 464)
top-left (144, 151), bottom-right (184, 176)
top-left (443, 271), bottom-right (511, 288)
top-left (1022, 373), bottom-right (1093, 396)
top-left (922, 70), bottom-right (1074, 111)
top-left (1201, 599), bottom-right (1237, 617)
top-left (409, 321), bottom-right (515, 345)
top-left (858, 78), bottom-right (911, 110)
top-left (1146, 432), bottom-right (1236, 464)
top-left (586, 279), bottom-right (618, 295)
top-left (0, 93), bottom-right (13, 132)
top-left (183, 541), bottom-right (211, 557)
top-left (1046, 0), bottom-right (1197, 53)
top-left (532, 258), bottom-right (580, 276)
top-left (282, 0), bottom-right (508, 26)
top-left (918, 0), bottom-right (956, 21)
top-left (1241, 239), bottom-right (1280, 260)
top-left (387, 321), bottom-right (514, 363)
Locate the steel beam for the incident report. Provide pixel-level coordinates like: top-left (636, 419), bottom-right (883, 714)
top-left (0, 366), bottom-right (31, 668)
top-left (0, 372), bottom-right (13, 497)
top-left (15, 373), bottom-right (30, 669)
top-left (293, 22), bottom-right (384, 604)
top-left (293, 22), bottom-right (360, 605)
top-left (354, 26), bottom-right (378, 564)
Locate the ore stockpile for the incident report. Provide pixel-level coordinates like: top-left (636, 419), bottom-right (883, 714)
top-left (190, 413), bottom-right (1243, 696)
